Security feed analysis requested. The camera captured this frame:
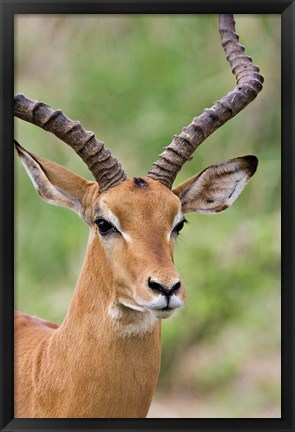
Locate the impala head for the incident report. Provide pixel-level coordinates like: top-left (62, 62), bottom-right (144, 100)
top-left (14, 14), bottom-right (263, 321)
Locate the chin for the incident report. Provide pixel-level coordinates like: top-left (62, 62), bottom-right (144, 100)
top-left (151, 308), bottom-right (177, 319)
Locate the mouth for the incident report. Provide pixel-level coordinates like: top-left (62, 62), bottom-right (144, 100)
top-left (149, 299), bottom-right (184, 318)
top-left (120, 301), bottom-right (176, 319)
top-left (121, 294), bottom-right (184, 319)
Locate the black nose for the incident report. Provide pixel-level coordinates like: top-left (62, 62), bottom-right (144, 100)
top-left (148, 278), bottom-right (181, 296)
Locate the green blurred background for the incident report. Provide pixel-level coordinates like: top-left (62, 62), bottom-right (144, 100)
top-left (15, 14), bottom-right (281, 418)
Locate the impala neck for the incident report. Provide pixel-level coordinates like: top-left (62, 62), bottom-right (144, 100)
top-left (46, 230), bottom-right (161, 418)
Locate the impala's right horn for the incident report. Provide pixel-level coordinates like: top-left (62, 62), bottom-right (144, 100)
top-left (148, 14), bottom-right (264, 190)
top-left (14, 93), bottom-right (127, 193)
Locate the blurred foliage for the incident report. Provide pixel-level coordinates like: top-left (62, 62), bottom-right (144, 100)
top-left (15, 15), bottom-right (280, 417)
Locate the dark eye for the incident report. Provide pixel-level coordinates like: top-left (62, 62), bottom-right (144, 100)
top-left (172, 219), bottom-right (187, 235)
top-left (95, 219), bottom-right (118, 236)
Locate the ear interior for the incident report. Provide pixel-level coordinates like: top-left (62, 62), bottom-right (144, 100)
top-left (15, 141), bottom-right (93, 215)
top-left (173, 155), bottom-right (258, 214)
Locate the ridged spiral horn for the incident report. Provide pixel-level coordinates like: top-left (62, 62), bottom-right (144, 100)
top-left (14, 94), bottom-right (127, 192)
top-left (148, 14), bottom-right (264, 189)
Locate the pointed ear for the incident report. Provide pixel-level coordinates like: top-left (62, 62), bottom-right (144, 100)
top-left (15, 142), bottom-right (95, 218)
top-left (173, 155), bottom-right (258, 214)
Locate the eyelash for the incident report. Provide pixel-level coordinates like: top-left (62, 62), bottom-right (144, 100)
top-left (172, 219), bottom-right (187, 236)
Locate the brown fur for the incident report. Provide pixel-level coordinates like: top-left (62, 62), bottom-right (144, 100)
top-left (14, 160), bottom-right (180, 418)
top-left (15, 146), bottom-right (256, 417)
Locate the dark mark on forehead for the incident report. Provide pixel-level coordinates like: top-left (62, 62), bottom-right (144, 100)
top-left (134, 177), bottom-right (148, 188)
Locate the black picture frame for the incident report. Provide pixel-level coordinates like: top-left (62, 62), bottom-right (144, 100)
top-left (0, 0), bottom-right (293, 431)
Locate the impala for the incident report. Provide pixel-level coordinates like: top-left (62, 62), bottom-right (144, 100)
top-left (14, 14), bottom-right (263, 418)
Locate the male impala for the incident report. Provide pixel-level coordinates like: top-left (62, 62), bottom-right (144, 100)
top-left (14, 15), bottom-right (263, 418)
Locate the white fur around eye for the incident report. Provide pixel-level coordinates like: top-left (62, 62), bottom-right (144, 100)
top-left (167, 211), bottom-right (184, 241)
top-left (97, 206), bottom-right (132, 243)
